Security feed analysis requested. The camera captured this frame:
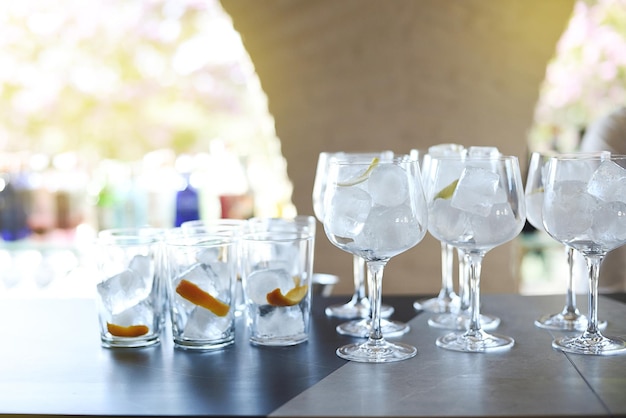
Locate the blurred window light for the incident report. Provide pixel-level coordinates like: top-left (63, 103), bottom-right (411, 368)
top-left (1, 0), bottom-right (295, 298)
top-left (0, 0), bottom-right (295, 225)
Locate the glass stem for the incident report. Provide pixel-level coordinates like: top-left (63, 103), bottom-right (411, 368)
top-left (438, 242), bottom-right (455, 301)
top-left (457, 248), bottom-right (469, 312)
top-left (563, 247), bottom-right (578, 315)
top-left (466, 252), bottom-right (484, 334)
top-left (584, 254), bottom-right (604, 335)
top-left (351, 255), bottom-right (367, 305)
top-left (367, 260), bottom-right (387, 341)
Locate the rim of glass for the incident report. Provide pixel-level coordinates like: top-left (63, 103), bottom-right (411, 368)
top-left (426, 154), bottom-right (519, 162)
top-left (548, 153), bottom-right (626, 161)
top-left (98, 227), bottom-right (166, 238)
top-left (181, 219), bottom-right (246, 230)
top-left (329, 154), bottom-right (416, 165)
top-left (242, 230), bottom-right (312, 242)
top-left (97, 235), bottom-right (161, 246)
top-left (166, 232), bottom-right (238, 247)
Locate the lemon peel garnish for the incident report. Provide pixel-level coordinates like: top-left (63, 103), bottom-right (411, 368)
top-left (266, 276), bottom-right (308, 307)
top-left (176, 279), bottom-right (230, 317)
top-left (107, 323), bottom-right (149, 338)
top-left (435, 179), bottom-right (459, 200)
top-left (337, 157), bottom-right (379, 187)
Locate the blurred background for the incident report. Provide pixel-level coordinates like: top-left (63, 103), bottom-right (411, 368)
top-left (1, 0), bottom-right (625, 299)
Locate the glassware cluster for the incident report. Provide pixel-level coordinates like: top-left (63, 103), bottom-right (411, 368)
top-left (93, 149), bottom-right (626, 361)
top-left (95, 217), bottom-right (315, 351)
top-left (316, 149), bottom-right (626, 360)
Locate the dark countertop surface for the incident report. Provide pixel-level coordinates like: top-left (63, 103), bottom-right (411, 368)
top-left (0, 293), bottom-right (625, 417)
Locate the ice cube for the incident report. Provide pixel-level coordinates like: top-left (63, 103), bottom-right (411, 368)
top-left (590, 201), bottom-right (626, 247)
top-left (246, 241), bottom-right (299, 277)
top-left (196, 247), bottom-right (221, 265)
top-left (174, 263), bottom-right (220, 309)
top-left (269, 242), bottom-right (300, 275)
top-left (245, 268), bottom-right (295, 305)
top-left (470, 202), bottom-right (520, 245)
top-left (451, 167), bottom-right (507, 217)
top-left (97, 269), bottom-right (152, 315)
top-left (110, 299), bottom-right (154, 328)
top-left (367, 164), bottom-right (409, 207)
top-left (467, 146), bottom-right (500, 158)
top-left (128, 254), bottom-right (154, 287)
top-left (558, 159), bottom-right (598, 182)
top-left (324, 186), bottom-right (371, 238)
top-left (543, 180), bottom-right (596, 238)
top-left (183, 306), bottom-right (232, 340)
top-left (354, 205), bottom-right (425, 253)
top-left (587, 160), bottom-right (626, 204)
top-left (428, 143), bottom-right (465, 157)
top-left (428, 199), bottom-right (469, 242)
top-left (256, 306), bottom-right (305, 337)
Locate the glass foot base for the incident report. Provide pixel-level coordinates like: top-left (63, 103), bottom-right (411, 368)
top-left (413, 295), bottom-right (460, 313)
top-left (534, 312), bottom-right (607, 332)
top-left (336, 318), bottom-right (409, 338)
top-left (325, 301), bottom-right (394, 319)
top-left (436, 330), bottom-right (514, 353)
top-left (428, 313), bottom-right (500, 331)
top-left (336, 339), bottom-right (417, 363)
top-left (552, 333), bottom-right (626, 356)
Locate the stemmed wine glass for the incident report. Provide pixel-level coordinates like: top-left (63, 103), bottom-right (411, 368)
top-left (542, 154), bottom-right (626, 355)
top-left (413, 144), bottom-right (463, 313)
top-left (423, 146), bottom-right (501, 331)
top-left (427, 246), bottom-right (500, 331)
top-left (427, 154), bottom-right (526, 352)
top-left (525, 151), bottom-right (607, 331)
top-left (323, 155), bottom-right (428, 362)
top-left (312, 151), bottom-right (394, 328)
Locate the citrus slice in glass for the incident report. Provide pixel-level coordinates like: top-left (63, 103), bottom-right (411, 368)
top-left (266, 276), bottom-right (308, 307)
top-left (107, 323), bottom-right (149, 337)
top-left (337, 157), bottom-right (379, 187)
top-left (435, 179), bottom-right (459, 200)
top-left (176, 279), bottom-right (230, 316)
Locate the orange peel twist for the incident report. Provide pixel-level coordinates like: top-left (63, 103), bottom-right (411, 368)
top-left (176, 279), bottom-right (230, 317)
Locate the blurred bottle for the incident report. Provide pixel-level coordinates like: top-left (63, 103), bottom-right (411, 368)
top-left (0, 173), bottom-right (31, 241)
top-left (174, 155), bottom-right (200, 227)
top-left (26, 153), bottom-right (56, 235)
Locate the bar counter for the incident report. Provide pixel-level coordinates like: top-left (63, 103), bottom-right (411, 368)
top-left (1, 293), bottom-right (625, 417)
